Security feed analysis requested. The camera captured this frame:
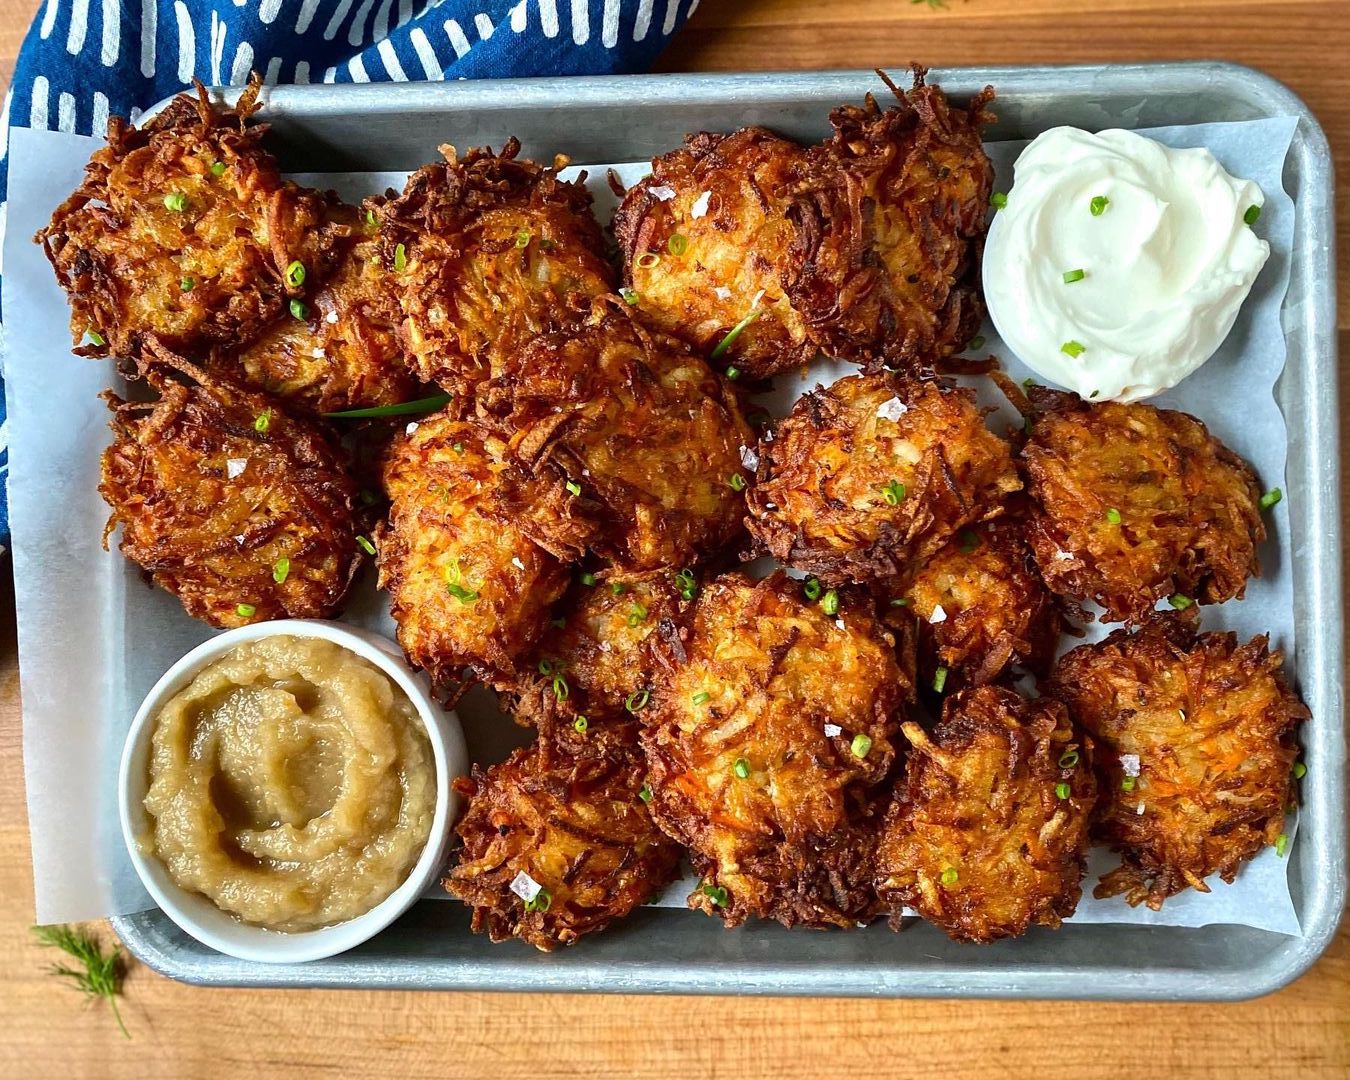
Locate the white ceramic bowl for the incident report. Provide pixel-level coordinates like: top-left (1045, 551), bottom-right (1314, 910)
top-left (117, 619), bottom-right (466, 964)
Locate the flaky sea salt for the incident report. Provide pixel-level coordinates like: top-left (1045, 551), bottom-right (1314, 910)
top-left (1120, 754), bottom-right (1141, 777)
top-left (929, 604), bottom-right (948, 624)
top-left (511, 557), bottom-right (526, 570)
top-left (325, 310), bottom-right (339, 324)
top-left (225, 458), bottom-right (247, 479)
top-left (823, 723), bottom-right (843, 738)
top-left (713, 285), bottom-right (732, 300)
top-left (876, 397), bottom-right (908, 422)
top-left (739, 445), bottom-right (759, 470)
top-left (648, 184), bottom-right (676, 201)
top-left (509, 871), bottom-right (542, 902)
top-left (690, 190), bottom-right (712, 218)
top-left (405, 422), bottom-right (419, 435)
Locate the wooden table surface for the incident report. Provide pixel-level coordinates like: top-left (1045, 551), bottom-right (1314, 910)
top-left (2, 1), bottom-right (1347, 1076)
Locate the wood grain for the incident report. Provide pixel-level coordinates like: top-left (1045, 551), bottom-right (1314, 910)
top-left (0, 1), bottom-right (1346, 1076)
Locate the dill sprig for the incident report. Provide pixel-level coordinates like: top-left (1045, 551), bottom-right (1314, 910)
top-left (33, 924), bottom-right (130, 1039)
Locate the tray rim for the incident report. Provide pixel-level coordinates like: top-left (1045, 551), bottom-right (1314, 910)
top-left (108, 58), bottom-right (1344, 1000)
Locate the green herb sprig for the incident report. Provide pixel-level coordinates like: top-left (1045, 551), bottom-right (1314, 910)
top-left (33, 924), bottom-right (129, 1039)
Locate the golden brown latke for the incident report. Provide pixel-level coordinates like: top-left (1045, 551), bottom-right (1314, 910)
top-left (99, 352), bottom-right (360, 629)
top-left (1048, 614), bottom-right (1305, 910)
top-left (641, 571), bottom-right (909, 929)
top-left (895, 513), bottom-right (1061, 691)
top-left (747, 374), bottom-right (1020, 585)
top-left (612, 127), bottom-right (815, 379)
top-left (378, 138), bottom-right (615, 394)
top-left (445, 720), bottom-right (682, 951)
top-left (1018, 387), bottom-right (1265, 623)
top-left (512, 568), bottom-right (690, 729)
top-left (788, 67), bottom-right (995, 372)
top-left (875, 687), bottom-right (1094, 943)
top-left (477, 308), bottom-right (754, 570)
top-left (225, 203), bottom-right (416, 415)
top-left (377, 409), bottom-right (594, 695)
top-left (38, 78), bottom-right (345, 360)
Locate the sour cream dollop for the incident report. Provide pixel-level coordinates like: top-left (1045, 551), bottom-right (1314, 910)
top-left (983, 127), bottom-right (1269, 402)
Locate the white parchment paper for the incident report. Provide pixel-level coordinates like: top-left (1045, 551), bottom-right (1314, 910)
top-left (5, 115), bottom-right (1301, 933)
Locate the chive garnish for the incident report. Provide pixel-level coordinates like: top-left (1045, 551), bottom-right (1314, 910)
top-left (1061, 340), bottom-right (1086, 358)
top-left (1090, 195), bottom-right (1109, 216)
top-left (1058, 749), bottom-right (1080, 769)
top-left (990, 193), bottom-right (1007, 209)
top-left (710, 310), bottom-right (761, 360)
top-left (1169, 594), bottom-right (1194, 610)
top-left (728, 473), bottom-right (747, 492)
top-left (289, 298), bottom-right (308, 321)
top-left (1055, 782), bottom-right (1071, 800)
top-left (1106, 508), bottom-right (1122, 524)
top-left (803, 578), bottom-right (822, 602)
top-left (393, 242), bottom-right (408, 272)
top-left (850, 733), bottom-right (872, 759)
top-left (940, 867), bottom-right (958, 886)
top-left (625, 689), bottom-right (650, 713)
top-left (620, 287), bottom-right (640, 305)
top-left (1062, 268), bottom-right (1086, 284)
top-left (272, 557), bottom-right (290, 583)
top-left (932, 666), bottom-right (949, 693)
top-left (323, 393), bottom-right (452, 419)
top-left (356, 535), bottom-right (376, 556)
top-left (163, 192), bottom-right (187, 212)
top-left (1259, 488), bottom-right (1282, 510)
top-left (1244, 204), bottom-right (1261, 226)
top-left (881, 479), bottom-right (906, 506)
top-left (285, 260), bottom-right (306, 288)
top-left (254, 409), bottom-right (272, 434)
top-left (733, 757), bottom-right (751, 779)
top-left (566, 479), bottom-right (582, 497)
top-left (667, 233), bottom-right (689, 256)
top-left (235, 603), bottom-right (256, 618)
top-left (821, 589), bottom-right (840, 617)
top-left (573, 715), bottom-right (588, 734)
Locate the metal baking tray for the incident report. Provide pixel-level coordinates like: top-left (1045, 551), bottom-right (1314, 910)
top-left (110, 61), bottom-right (1345, 1000)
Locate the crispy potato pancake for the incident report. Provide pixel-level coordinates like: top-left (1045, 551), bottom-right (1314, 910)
top-left (747, 374), bottom-right (1020, 585)
top-left (38, 79), bottom-right (345, 360)
top-left (788, 68), bottom-right (995, 372)
top-left (445, 721), bottom-right (682, 951)
top-left (641, 572), bottom-right (909, 928)
top-left (1020, 389), bottom-right (1265, 624)
top-left (226, 205), bottom-right (416, 415)
top-left (875, 686), bottom-right (1094, 943)
top-left (513, 568), bottom-right (690, 729)
top-left (896, 512), bottom-right (1060, 691)
top-left (478, 309), bottom-right (754, 570)
top-left (99, 353), bottom-right (360, 629)
top-left (612, 128), bottom-right (816, 379)
top-left (1048, 614), bottom-right (1305, 910)
top-left (378, 410), bottom-right (594, 695)
top-left (379, 138), bottom-right (615, 393)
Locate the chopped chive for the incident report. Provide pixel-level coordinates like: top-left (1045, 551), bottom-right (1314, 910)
top-left (446, 582), bottom-right (479, 604)
top-left (538, 659), bottom-right (555, 675)
top-left (850, 733), bottom-right (872, 759)
top-left (940, 867), bottom-right (958, 886)
top-left (1244, 204), bottom-right (1261, 226)
top-left (452, 442), bottom-right (465, 454)
top-left (625, 689), bottom-right (650, 712)
top-left (1121, 775), bottom-right (1136, 792)
top-left (1055, 782), bottom-right (1071, 800)
top-left (1105, 507), bottom-right (1122, 524)
top-left (967, 335), bottom-right (986, 351)
top-left (1062, 268), bottom-right (1086, 284)
top-left (289, 298), bottom-right (309, 321)
top-left (235, 603), bottom-right (256, 618)
top-left (636, 251), bottom-right (660, 269)
top-left (210, 160), bottom-right (227, 177)
top-left (821, 589), bottom-right (840, 617)
top-left (701, 883), bottom-right (728, 907)
top-left (272, 557), bottom-right (290, 583)
top-left (728, 473), bottom-right (747, 492)
top-left (710, 310), bottom-right (761, 360)
top-left (1058, 749), bottom-right (1080, 769)
top-left (552, 673), bottom-right (569, 700)
top-left (1275, 833), bottom-right (1289, 857)
top-left (724, 365), bottom-right (741, 381)
top-left (580, 572), bottom-right (597, 587)
top-left (733, 757), bottom-right (751, 779)
top-left (667, 233), bottom-right (689, 256)
top-left (1090, 194), bottom-right (1109, 216)
top-left (524, 887), bottom-right (552, 913)
top-left (803, 578), bottom-right (822, 602)
top-left (610, 581), bottom-right (626, 596)
top-left (881, 479), bottom-right (906, 506)
top-left (254, 409), bottom-right (272, 434)
top-left (1259, 488), bottom-right (1282, 510)
top-left (990, 192), bottom-right (1008, 210)
top-left (323, 393), bottom-right (453, 419)
top-left (1169, 593), bottom-right (1194, 610)
top-left (565, 479), bottom-right (582, 497)
top-left (550, 616), bottom-right (566, 629)
top-left (692, 691), bottom-right (711, 706)
top-left (1061, 340), bottom-right (1086, 358)
top-left (626, 602), bottom-right (648, 628)
top-left (364, 208), bottom-right (377, 226)
top-left (86, 329), bottom-right (106, 347)
top-left (958, 529), bottom-right (980, 554)
top-left (393, 242), bottom-right (408, 272)
top-left (890, 597), bottom-right (910, 607)
top-left (180, 276), bottom-right (196, 292)
top-left (620, 287), bottom-right (640, 305)
top-left (285, 260), bottom-right (306, 288)
top-left (932, 666), bottom-right (949, 693)
top-left (573, 715), bottom-right (588, 734)
top-left (674, 568), bottom-right (698, 600)
top-left (163, 192), bottom-right (187, 212)
top-left (1292, 762), bottom-right (1307, 780)
top-left (1089, 390), bottom-right (1101, 399)
top-left (515, 227), bottom-right (531, 248)
top-left (638, 782), bottom-right (652, 803)
top-left (356, 535), bottom-right (376, 556)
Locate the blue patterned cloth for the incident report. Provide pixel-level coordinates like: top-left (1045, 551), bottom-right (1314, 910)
top-left (0, 0), bottom-right (696, 553)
